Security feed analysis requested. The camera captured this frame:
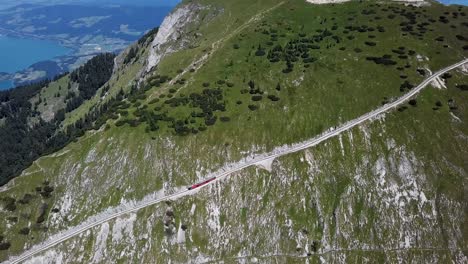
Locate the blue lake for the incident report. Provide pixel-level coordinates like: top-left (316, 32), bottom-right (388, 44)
top-left (0, 35), bottom-right (71, 90)
top-left (439, 0), bottom-right (468, 4)
top-left (0, 35), bottom-right (70, 74)
top-left (0, 80), bottom-right (14, 90)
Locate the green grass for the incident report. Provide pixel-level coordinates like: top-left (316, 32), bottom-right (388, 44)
top-left (118, 0), bottom-right (468, 157)
top-left (29, 75), bottom-right (70, 123)
top-left (62, 42), bottom-right (150, 127)
top-left (1, 0), bottom-right (468, 261)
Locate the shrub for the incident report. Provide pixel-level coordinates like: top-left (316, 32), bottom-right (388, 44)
top-left (205, 116), bottom-right (217, 126)
top-left (40, 191), bottom-right (51, 199)
top-left (36, 203), bottom-right (48, 224)
top-left (400, 81), bottom-right (415, 90)
top-left (43, 185), bottom-right (54, 193)
top-left (366, 56), bottom-right (397, 65)
top-left (416, 69), bottom-right (425, 76)
top-left (149, 98), bottom-right (159, 104)
top-left (354, 48), bottom-right (363, 53)
top-left (7, 216), bottom-right (18, 223)
top-left (303, 57), bottom-right (317, 63)
top-left (364, 41), bottom-right (376, 46)
top-left (398, 106), bottom-right (408, 112)
top-left (236, 100), bottom-right (243, 105)
top-left (251, 95), bottom-right (263, 101)
top-left (248, 105), bottom-right (258, 111)
top-left (255, 49), bottom-right (266, 56)
top-left (276, 83), bottom-right (281, 91)
top-left (455, 35), bottom-right (465, 41)
top-left (439, 16), bottom-right (449, 23)
top-left (119, 110), bottom-right (129, 116)
top-left (441, 73), bottom-right (452, 80)
top-left (220, 117), bottom-right (231, 122)
top-left (19, 227), bottom-right (30, 235)
top-left (18, 193), bottom-right (34, 204)
top-left (456, 84), bottom-right (468, 91)
top-left (392, 49), bottom-right (406, 55)
top-left (115, 120), bottom-right (127, 127)
top-left (202, 82), bottom-right (210, 87)
top-left (0, 242), bottom-right (11, 250)
top-left (233, 44), bottom-right (240, 49)
top-left (408, 99), bottom-right (417, 106)
top-left (2, 197), bottom-right (16, 211)
top-left (267, 95), bottom-right (280, 101)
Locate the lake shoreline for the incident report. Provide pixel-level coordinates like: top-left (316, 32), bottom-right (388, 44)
top-left (0, 33), bottom-right (73, 89)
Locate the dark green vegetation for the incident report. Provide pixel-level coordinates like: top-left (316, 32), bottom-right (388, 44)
top-left (111, 0), bottom-right (468, 142)
top-left (0, 180), bottom-right (56, 251)
top-left (66, 53), bottom-right (116, 111)
top-left (0, 77), bottom-right (66, 186)
top-left (0, 54), bottom-right (115, 186)
top-left (126, 28), bottom-right (160, 65)
top-left (0, 1), bottom-right (467, 261)
top-left (0, 0), bottom-right (465, 198)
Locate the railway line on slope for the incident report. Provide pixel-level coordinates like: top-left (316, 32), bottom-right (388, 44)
top-left (7, 58), bottom-right (468, 263)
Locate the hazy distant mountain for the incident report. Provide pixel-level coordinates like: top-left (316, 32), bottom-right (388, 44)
top-left (0, 0), bottom-right (180, 9)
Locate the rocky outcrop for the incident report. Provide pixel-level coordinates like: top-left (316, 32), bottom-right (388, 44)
top-left (146, 3), bottom-right (205, 72)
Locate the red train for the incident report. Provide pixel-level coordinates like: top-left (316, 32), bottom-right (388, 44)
top-left (188, 177), bottom-right (216, 190)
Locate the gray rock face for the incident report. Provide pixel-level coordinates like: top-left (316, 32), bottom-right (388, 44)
top-left (146, 3), bottom-right (204, 72)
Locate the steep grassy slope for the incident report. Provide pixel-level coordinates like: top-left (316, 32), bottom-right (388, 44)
top-left (4, 65), bottom-right (466, 263)
top-left (131, 0), bottom-right (468, 149)
top-left (1, 0), bottom-right (467, 262)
